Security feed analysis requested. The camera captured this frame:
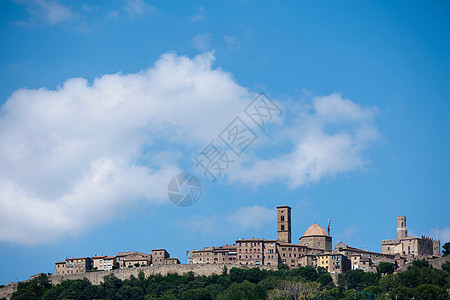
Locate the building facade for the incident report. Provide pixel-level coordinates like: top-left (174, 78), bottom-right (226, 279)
top-left (317, 252), bottom-right (351, 273)
top-left (381, 216), bottom-right (440, 257)
top-left (54, 257), bottom-right (92, 275)
top-left (299, 223), bottom-right (332, 252)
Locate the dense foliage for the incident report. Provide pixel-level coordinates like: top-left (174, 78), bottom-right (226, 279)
top-left (3, 261), bottom-right (449, 300)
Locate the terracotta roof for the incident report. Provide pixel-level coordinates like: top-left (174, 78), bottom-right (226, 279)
top-left (92, 256), bottom-right (106, 259)
top-left (303, 223), bottom-right (329, 237)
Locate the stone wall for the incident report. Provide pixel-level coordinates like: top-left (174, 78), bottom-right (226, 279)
top-left (0, 283), bottom-right (18, 300)
top-left (0, 263), bottom-right (277, 299)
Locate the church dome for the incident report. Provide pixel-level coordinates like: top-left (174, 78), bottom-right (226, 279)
top-left (303, 223), bottom-right (329, 237)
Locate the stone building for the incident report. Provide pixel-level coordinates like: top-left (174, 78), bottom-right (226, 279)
top-left (299, 223), bottom-right (332, 252)
top-left (188, 245), bottom-right (237, 265)
top-left (123, 254), bottom-right (151, 268)
top-left (277, 205), bottom-right (291, 243)
top-left (54, 257), bottom-right (92, 275)
top-left (116, 251), bottom-right (149, 268)
top-left (317, 252), bottom-right (351, 273)
top-left (335, 242), bottom-right (395, 262)
top-left (151, 249), bottom-right (170, 264)
top-left (164, 257), bottom-right (181, 264)
top-left (381, 216), bottom-right (440, 257)
top-left (350, 255), bottom-right (377, 272)
top-left (188, 205), bottom-right (328, 269)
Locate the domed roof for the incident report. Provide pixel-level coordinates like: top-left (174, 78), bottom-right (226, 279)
top-left (303, 223), bottom-right (329, 237)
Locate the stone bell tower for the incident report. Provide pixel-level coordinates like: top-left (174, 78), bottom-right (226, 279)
top-left (397, 216), bottom-right (407, 240)
top-left (277, 205), bottom-right (291, 243)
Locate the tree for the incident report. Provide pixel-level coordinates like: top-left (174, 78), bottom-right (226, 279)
top-left (112, 262), bottom-right (120, 270)
top-left (277, 263), bottom-right (289, 270)
top-left (414, 284), bottom-right (448, 300)
top-left (377, 262), bottom-right (395, 275)
top-left (222, 265), bottom-right (228, 275)
top-left (134, 262), bottom-right (141, 267)
top-left (411, 258), bottom-right (429, 268)
top-left (441, 261), bottom-right (450, 273)
top-left (390, 286), bottom-right (414, 300)
top-left (442, 242), bottom-right (450, 256)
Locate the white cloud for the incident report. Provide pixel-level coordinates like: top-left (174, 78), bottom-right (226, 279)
top-left (227, 206), bottom-right (275, 230)
top-left (172, 206), bottom-right (275, 235)
top-left (229, 93), bottom-right (380, 188)
top-left (191, 33), bottom-right (212, 51)
top-left (0, 52), bottom-right (252, 244)
top-left (430, 227), bottom-right (450, 243)
top-left (0, 51), bottom-right (380, 245)
top-left (14, 0), bottom-right (75, 25)
top-left (124, 0), bottom-right (155, 17)
top-left (190, 7), bottom-right (206, 22)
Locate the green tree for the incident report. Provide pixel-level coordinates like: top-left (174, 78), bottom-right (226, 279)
top-left (414, 284), bottom-right (448, 300)
top-left (442, 242), bottom-right (450, 256)
top-left (390, 286), bottom-right (414, 300)
top-left (180, 288), bottom-right (212, 300)
top-left (277, 263), bottom-right (289, 270)
top-left (441, 261), bottom-right (450, 273)
top-left (317, 273), bottom-right (333, 288)
top-left (363, 285), bottom-right (381, 295)
top-left (222, 265), bottom-right (228, 275)
top-left (411, 258), bottom-right (429, 268)
top-left (377, 262), bottom-right (395, 275)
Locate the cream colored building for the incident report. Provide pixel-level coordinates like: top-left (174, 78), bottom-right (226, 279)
top-left (152, 249), bottom-right (170, 264)
top-left (381, 216), bottom-right (440, 257)
top-left (123, 254), bottom-right (151, 268)
top-left (54, 257), bottom-right (92, 275)
top-left (317, 252), bottom-right (350, 273)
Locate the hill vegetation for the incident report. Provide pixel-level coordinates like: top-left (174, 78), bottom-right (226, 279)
top-left (4, 260), bottom-right (449, 300)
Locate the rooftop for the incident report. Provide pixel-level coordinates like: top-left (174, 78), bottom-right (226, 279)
top-left (302, 223), bottom-right (329, 237)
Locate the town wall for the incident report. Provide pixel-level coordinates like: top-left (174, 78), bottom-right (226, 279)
top-left (1, 263), bottom-right (277, 299)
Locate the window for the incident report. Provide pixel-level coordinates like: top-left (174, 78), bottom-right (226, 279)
top-left (281, 225), bottom-right (285, 231)
top-left (281, 216), bottom-right (285, 222)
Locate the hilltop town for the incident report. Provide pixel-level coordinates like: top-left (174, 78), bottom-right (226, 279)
top-left (53, 205), bottom-right (442, 276)
top-left (1, 205), bottom-right (447, 299)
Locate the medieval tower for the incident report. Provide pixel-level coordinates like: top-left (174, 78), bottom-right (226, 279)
top-left (277, 205), bottom-right (291, 243)
top-left (397, 216), bottom-right (408, 239)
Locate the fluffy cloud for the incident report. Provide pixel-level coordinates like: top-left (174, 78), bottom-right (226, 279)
top-left (14, 0), bottom-right (75, 25)
top-left (0, 51), bottom-right (379, 245)
top-left (229, 93), bottom-right (380, 188)
top-left (0, 52), bottom-right (251, 244)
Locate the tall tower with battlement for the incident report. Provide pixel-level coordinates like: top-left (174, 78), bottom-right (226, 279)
top-left (277, 205), bottom-right (291, 243)
top-left (397, 216), bottom-right (408, 240)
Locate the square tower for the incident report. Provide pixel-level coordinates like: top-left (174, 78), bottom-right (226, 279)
top-left (397, 216), bottom-right (408, 240)
top-left (277, 205), bottom-right (291, 243)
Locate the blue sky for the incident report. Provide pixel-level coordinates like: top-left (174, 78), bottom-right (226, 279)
top-left (0, 0), bottom-right (449, 284)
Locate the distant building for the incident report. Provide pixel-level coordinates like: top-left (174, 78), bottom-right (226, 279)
top-left (381, 216), bottom-right (440, 257)
top-left (151, 249), bottom-right (170, 265)
top-left (317, 252), bottom-right (351, 273)
top-left (299, 223), bottom-right (332, 252)
top-left (188, 206), bottom-right (326, 269)
top-left (54, 257), bottom-right (92, 275)
top-left (164, 257), bottom-right (181, 264)
top-left (116, 251), bottom-right (149, 268)
top-left (124, 254), bottom-right (151, 268)
top-left (188, 244), bottom-right (237, 265)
